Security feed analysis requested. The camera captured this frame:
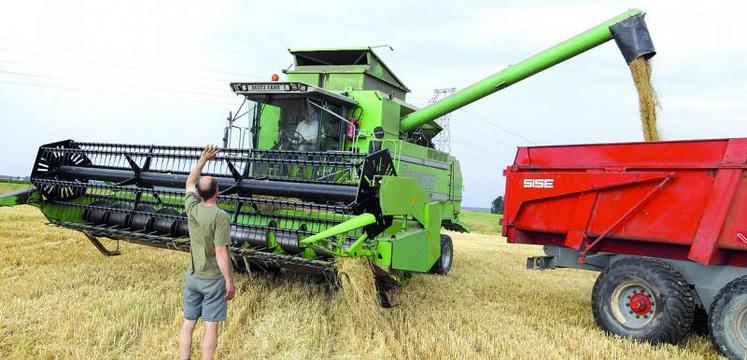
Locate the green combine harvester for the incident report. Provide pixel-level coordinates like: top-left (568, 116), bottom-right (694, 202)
top-left (2, 9), bottom-right (655, 304)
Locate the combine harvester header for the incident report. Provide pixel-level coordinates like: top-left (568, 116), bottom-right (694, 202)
top-left (3, 10), bottom-right (656, 307)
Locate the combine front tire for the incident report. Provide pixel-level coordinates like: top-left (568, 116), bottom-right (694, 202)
top-left (430, 234), bottom-right (453, 275)
top-left (591, 257), bottom-right (694, 344)
top-left (708, 276), bottom-right (747, 360)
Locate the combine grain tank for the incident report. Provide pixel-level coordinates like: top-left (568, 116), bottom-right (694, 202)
top-left (503, 138), bottom-right (747, 359)
top-left (2, 9), bottom-right (656, 306)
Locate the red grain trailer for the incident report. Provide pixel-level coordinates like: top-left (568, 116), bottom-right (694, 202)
top-left (502, 138), bottom-right (747, 359)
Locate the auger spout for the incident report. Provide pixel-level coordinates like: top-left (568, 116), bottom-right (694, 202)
top-left (399, 8), bottom-right (655, 132)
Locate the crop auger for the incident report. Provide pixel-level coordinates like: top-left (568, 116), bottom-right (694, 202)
top-left (2, 9), bottom-right (655, 305)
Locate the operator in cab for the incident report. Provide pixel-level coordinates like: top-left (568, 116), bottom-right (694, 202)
top-left (294, 112), bottom-right (320, 151)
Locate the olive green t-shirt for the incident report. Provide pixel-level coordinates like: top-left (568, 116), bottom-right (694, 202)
top-left (184, 191), bottom-right (231, 279)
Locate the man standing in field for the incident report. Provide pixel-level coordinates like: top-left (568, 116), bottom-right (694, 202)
top-left (178, 145), bottom-right (235, 360)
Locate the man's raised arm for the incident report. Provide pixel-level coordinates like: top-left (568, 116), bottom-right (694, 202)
top-left (186, 145), bottom-right (220, 193)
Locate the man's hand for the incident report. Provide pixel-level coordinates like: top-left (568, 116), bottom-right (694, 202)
top-left (225, 279), bottom-right (235, 301)
top-left (186, 145), bottom-right (220, 193)
top-left (201, 144), bottom-right (220, 162)
top-left (215, 245), bottom-right (234, 300)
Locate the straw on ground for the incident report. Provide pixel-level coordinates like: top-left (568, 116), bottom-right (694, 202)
top-left (0, 206), bottom-right (722, 359)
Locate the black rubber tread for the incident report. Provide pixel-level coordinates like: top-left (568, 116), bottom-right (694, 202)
top-left (591, 257), bottom-right (695, 344)
top-left (430, 234), bottom-right (453, 275)
top-left (708, 276), bottom-right (747, 360)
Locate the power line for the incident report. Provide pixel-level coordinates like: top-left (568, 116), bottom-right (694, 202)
top-left (0, 69), bottom-right (233, 100)
top-left (0, 36), bottom-right (266, 66)
top-left (0, 35), bottom-right (268, 76)
top-left (454, 141), bottom-right (514, 166)
top-left (449, 135), bottom-right (511, 166)
top-left (407, 91), bottom-right (537, 146)
top-left (0, 47), bottom-right (266, 84)
top-left (0, 59), bottom-right (227, 89)
top-left (460, 108), bottom-right (537, 145)
top-left (458, 152), bottom-right (503, 168)
top-left (0, 79), bottom-right (236, 106)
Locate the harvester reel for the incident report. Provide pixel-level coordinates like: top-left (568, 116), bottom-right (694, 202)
top-left (32, 141), bottom-right (91, 200)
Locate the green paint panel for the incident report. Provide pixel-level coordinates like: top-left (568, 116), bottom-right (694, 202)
top-left (286, 73), bottom-right (320, 86)
top-left (390, 229), bottom-right (439, 272)
top-left (373, 239), bottom-right (393, 269)
top-left (379, 176), bottom-right (426, 224)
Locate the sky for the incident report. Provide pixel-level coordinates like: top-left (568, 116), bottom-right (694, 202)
top-left (1, 0), bottom-right (746, 207)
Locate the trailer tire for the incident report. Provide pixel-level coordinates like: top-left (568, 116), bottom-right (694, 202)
top-left (591, 257), bottom-right (695, 344)
top-left (708, 276), bottom-right (747, 360)
top-left (430, 235), bottom-right (453, 275)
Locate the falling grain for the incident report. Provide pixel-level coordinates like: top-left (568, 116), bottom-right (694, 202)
top-left (628, 57), bottom-right (660, 142)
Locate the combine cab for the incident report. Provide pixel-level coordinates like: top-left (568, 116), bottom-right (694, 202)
top-left (5, 9), bottom-right (656, 305)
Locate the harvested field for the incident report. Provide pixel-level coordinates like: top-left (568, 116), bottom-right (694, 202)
top-left (0, 182), bottom-right (30, 194)
top-left (459, 211), bottom-right (501, 234)
top-left (0, 206), bottom-right (722, 359)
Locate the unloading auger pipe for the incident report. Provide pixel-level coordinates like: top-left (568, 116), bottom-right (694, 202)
top-left (56, 166), bottom-right (358, 202)
top-left (399, 8), bottom-right (655, 132)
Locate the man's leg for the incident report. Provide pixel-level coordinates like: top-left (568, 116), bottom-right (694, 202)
top-left (200, 277), bottom-right (228, 360)
top-left (202, 321), bottom-right (220, 360)
top-left (178, 319), bottom-right (197, 360)
top-left (181, 272), bottom-right (203, 360)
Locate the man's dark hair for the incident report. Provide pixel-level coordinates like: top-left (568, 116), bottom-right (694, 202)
top-left (196, 177), bottom-right (218, 200)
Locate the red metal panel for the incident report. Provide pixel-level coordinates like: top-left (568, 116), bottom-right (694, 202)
top-left (689, 139), bottom-right (747, 264)
top-left (586, 170), bottom-right (714, 245)
top-left (514, 138), bottom-right (734, 169)
top-left (563, 192), bottom-right (597, 250)
top-left (504, 137), bottom-right (747, 267)
top-left (508, 171), bottom-right (670, 237)
top-left (723, 178), bottom-right (747, 251)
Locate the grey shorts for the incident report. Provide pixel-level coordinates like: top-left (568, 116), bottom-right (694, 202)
top-left (183, 271), bottom-right (227, 322)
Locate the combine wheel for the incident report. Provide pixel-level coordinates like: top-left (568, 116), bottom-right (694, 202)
top-left (708, 276), bottom-right (747, 360)
top-left (591, 257), bottom-right (694, 344)
top-left (430, 234), bottom-right (453, 275)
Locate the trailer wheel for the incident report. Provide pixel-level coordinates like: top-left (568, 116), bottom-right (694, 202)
top-left (591, 257), bottom-right (694, 344)
top-left (430, 235), bottom-right (453, 275)
top-left (708, 276), bottom-right (747, 360)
